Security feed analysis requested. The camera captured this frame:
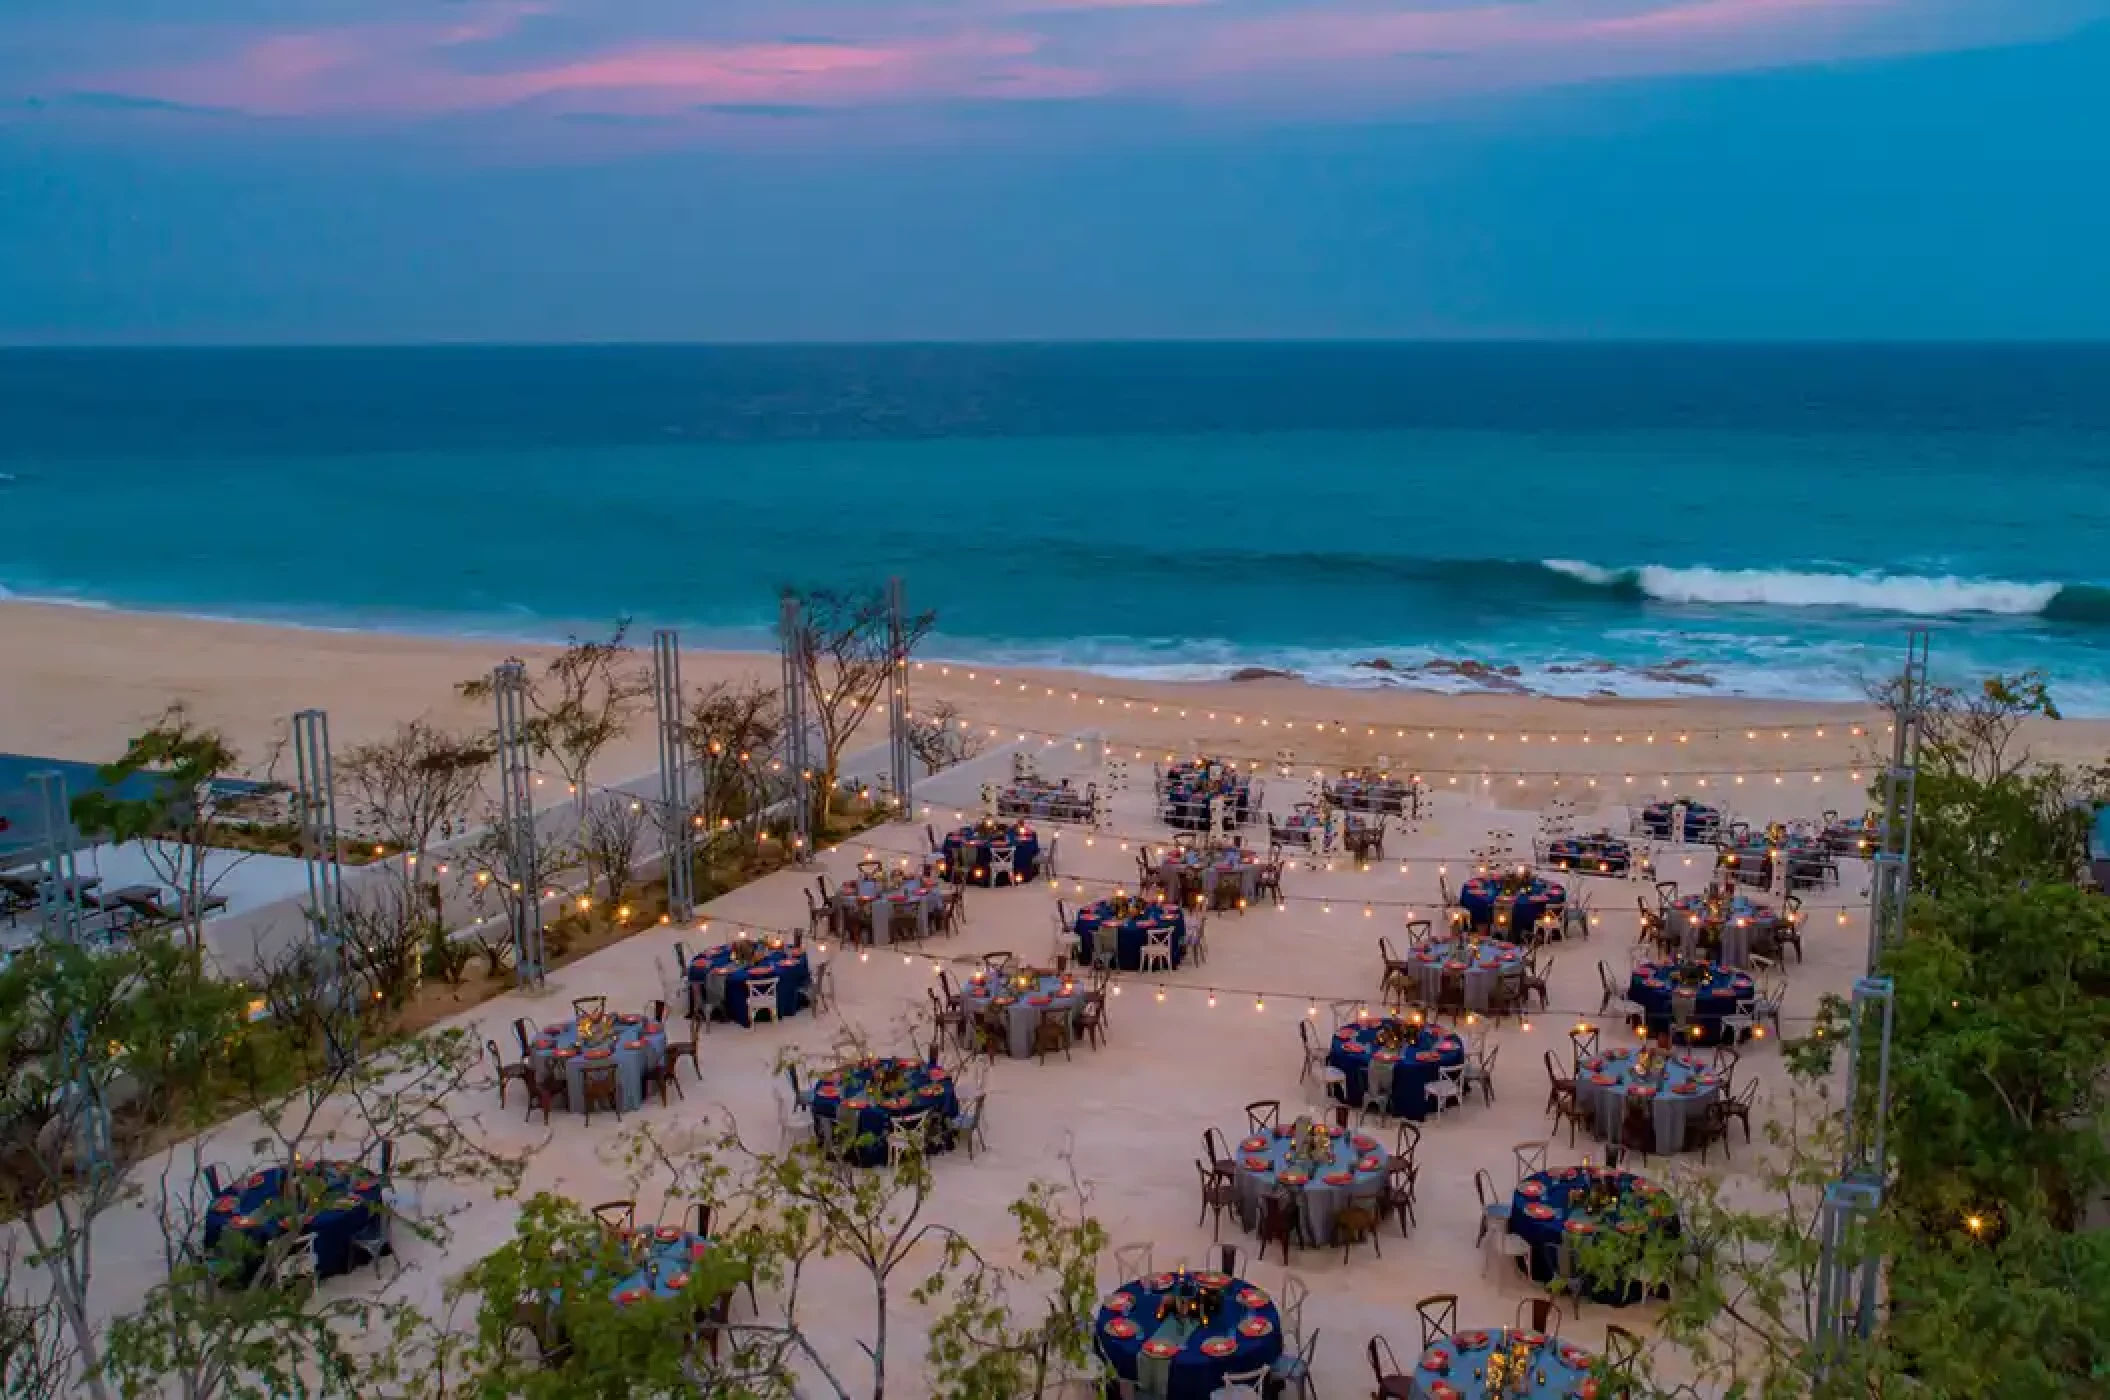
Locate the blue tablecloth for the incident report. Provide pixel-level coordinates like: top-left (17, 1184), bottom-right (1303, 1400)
top-left (941, 826), bottom-right (1041, 886)
top-left (1640, 801), bottom-right (1719, 843)
top-left (959, 972), bottom-right (1087, 1059)
top-left (530, 1012), bottom-right (670, 1112)
top-left (1231, 1125), bottom-right (1389, 1243)
top-left (1327, 1018), bottom-right (1467, 1120)
top-left (1163, 764), bottom-right (1252, 832)
top-left (1405, 938), bottom-right (1525, 1011)
top-left (1073, 902), bottom-right (1187, 971)
top-left (1669, 894), bottom-right (1778, 970)
top-left (1509, 1167), bottom-right (1678, 1306)
top-left (1725, 837), bottom-right (1832, 887)
top-left (1457, 876), bottom-right (1565, 934)
top-left (203, 1160), bottom-right (382, 1282)
top-left (997, 785), bottom-right (1093, 822)
top-left (689, 945), bottom-right (810, 1026)
top-left (1628, 961), bottom-right (1753, 1046)
top-left (1825, 817), bottom-right (1880, 856)
top-left (1545, 835), bottom-right (1632, 877)
top-left (1325, 778), bottom-right (1417, 814)
top-left (1408, 1327), bottom-right (1597, 1399)
top-left (606, 1227), bottom-right (719, 1305)
top-left (810, 1057), bottom-right (961, 1168)
top-left (1577, 1046), bottom-right (1722, 1155)
top-left (1094, 1274), bottom-right (1284, 1400)
top-left (833, 879), bottom-right (943, 944)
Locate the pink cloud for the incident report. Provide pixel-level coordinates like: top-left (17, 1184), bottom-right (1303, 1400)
top-left (49, 0), bottom-right (2026, 130)
top-left (1586, 0), bottom-right (1887, 37)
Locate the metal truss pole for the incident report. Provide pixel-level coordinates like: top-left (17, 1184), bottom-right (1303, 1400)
top-left (292, 709), bottom-right (356, 1066)
top-left (778, 595), bottom-right (813, 862)
top-left (1816, 974), bottom-right (1897, 1362)
top-left (32, 771), bottom-right (112, 1173)
top-left (887, 576), bottom-right (915, 821)
top-left (652, 630), bottom-right (696, 922)
top-left (1868, 630), bottom-right (1929, 971)
top-left (30, 772), bottom-right (84, 946)
top-left (493, 661), bottom-right (546, 987)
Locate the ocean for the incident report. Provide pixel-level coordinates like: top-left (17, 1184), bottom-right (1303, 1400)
top-left (3, 343), bottom-right (2108, 710)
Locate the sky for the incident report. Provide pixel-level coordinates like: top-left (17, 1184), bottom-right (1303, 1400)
top-left (3, 0), bottom-right (2108, 342)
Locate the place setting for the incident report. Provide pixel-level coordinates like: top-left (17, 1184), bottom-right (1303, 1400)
top-left (1095, 1261), bottom-right (1284, 1400)
top-left (526, 998), bottom-right (672, 1119)
top-left (1159, 757), bottom-right (1257, 833)
top-left (936, 818), bottom-right (1041, 886)
top-left (687, 933), bottom-right (813, 1027)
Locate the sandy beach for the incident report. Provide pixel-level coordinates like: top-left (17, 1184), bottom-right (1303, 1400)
top-left (6, 600), bottom-right (2107, 797)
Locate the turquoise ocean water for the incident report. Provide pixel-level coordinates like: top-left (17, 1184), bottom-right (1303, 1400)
top-left (2, 343), bottom-right (2108, 709)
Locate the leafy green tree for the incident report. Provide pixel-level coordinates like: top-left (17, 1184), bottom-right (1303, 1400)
top-left (922, 1168), bottom-right (1107, 1400)
top-left (69, 705), bottom-right (274, 954)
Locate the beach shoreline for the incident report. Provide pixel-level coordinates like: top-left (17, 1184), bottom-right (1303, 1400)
top-left (7, 599), bottom-right (2107, 795)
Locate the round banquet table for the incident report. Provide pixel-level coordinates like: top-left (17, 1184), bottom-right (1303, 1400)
top-left (1639, 801), bottom-right (1720, 843)
top-left (1094, 1273), bottom-right (1284, 1400)
top-left (1164, 773), bottom-right (1251, 832)
top-left (1407, 938), bottom-right (1525, 1011)
top-left (1575, 1046), bottom-right (1723, 1155)
top-left (1627, 961), bottom-right (1753, 1046)
top-left (810, 1057), bottom-right (960, 1168)
top-left (1230, 1125), bottom-right (1388, 1244)
top-left (1410, 1327), bottom-right (1600, 1400)
top-left (997, 783), bottom-right (1093, 822)
top-left (530, 1013), bottom-right (669, 1112)
top-left (1823, 817), bottom-right (1878, 856)
top-left (1273, 812), bottom-right (1325, 849)
top-left (606, 1227), bottom-right (720, 1306)
top-left (1545, 835), bottom-right (1632, 877)
top-left (1508, 1167), bottom-right (1679, 1306)
top-left (1726, 837), bottom-right (1832, 889)
top-left (203, 1160), bottom-right (383, 1284)
top-left (832, 878), bottom-right (943, 944)
top-left (688, 944), bottom-right (811, 1026)
top-left (1457, 876), bottom-right (1565, 935)
top-left (1669, 894), bottom-right (1779, 971)
top-left (1327, 1018), bottom-right (1468, 1121)
top-left (957, 971), bottom-right (1086, 1059)
top-left (1159, 850), bottom-right (1260, 906)
top-left (940, 825), bottom-right (1041, 886)
top-left (1072, 901), bottom-right (1187, 971)
top-left (1326, 777), bottom-right (1416, 815)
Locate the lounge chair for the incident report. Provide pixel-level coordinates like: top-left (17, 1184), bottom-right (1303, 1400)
top-left (116, 887), bottom-right (229, 926)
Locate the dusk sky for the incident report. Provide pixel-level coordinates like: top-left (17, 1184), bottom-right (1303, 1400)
top-left (5, 0), bottom-right (2108, 342)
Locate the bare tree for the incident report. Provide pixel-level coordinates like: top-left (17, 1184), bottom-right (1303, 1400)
top-left (682, 679), bottom-right (784, 854)
top-left (908, 700), bottom-right (985, 776)
top-left (580, 791), bottom-right (650, 908)
top-left (785, 588), bottom-right (934, 828)
top-left (455, 806), bottom-right (577, 978)
top-left (461, 623), bottom-right (651, 898)
top-left (337, 878), bottom-right (434, 1013)
top-left (339, 720), bottom-right (492, 910)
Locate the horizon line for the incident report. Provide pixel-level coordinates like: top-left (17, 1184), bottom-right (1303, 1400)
top-left (4, 336), bottom-right (2110, 352)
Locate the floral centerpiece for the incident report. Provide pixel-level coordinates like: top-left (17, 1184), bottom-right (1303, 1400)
top-left (1286, 1116), bottom-right (1335, 1168)
top-left (1494, 865), bottom-right (1539, 897)
top-left (1372, 1016), bottom-right (1420, 1051)
top-left (866, 1060), bottom-right (914, 1098)
top-left (1483, 1335), bottom-right (1549, 1395)
top-left (1152, 1268), bottom-right (1222, 1323)
top-left (1667, 955), bottom-right (1713, 988)
top-left (575, 1009), bottom-right (616, 1047)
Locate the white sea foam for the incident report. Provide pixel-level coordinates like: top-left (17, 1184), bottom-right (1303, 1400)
top-left (1543, 560), bottom-right (2065, 616)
